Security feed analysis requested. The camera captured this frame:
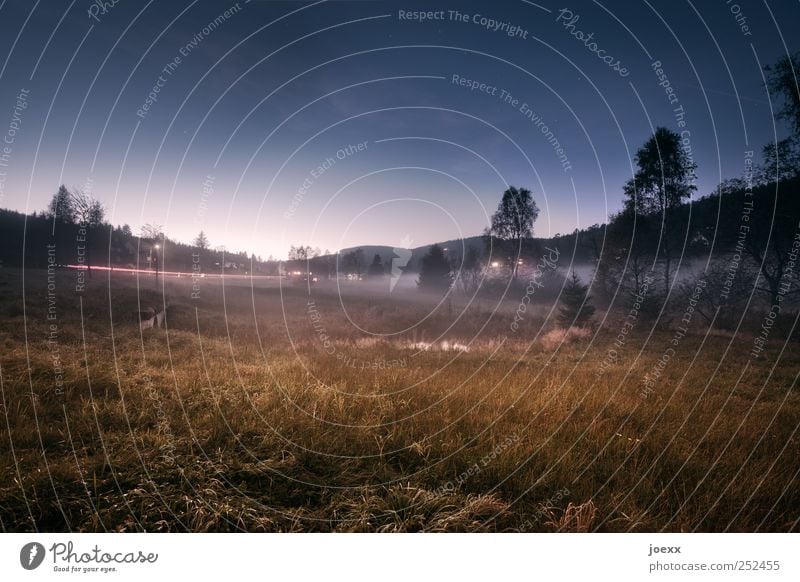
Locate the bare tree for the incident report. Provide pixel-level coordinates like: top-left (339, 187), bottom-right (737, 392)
top-left (683, 258), bottom-right (756, 330)
top-left (72, 189), bottom-right (106, 277)
top-left (139, 224), bottom-right (164, 278)
top-left (288, 245), bottom-right (318, 261)
top-left (140, 223), bottom-right (164, 241)
top-left (453, 246), bottom-right (483, 295)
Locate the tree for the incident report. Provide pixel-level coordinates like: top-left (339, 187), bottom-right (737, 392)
top-left (367, 253), bottom-right (385, 277)
top-left (758, 138), bottom-right (800, 184)
top-left (417, 244), bottom-right (452, 292)
top-left (682, 259), bottom-right (754, 330)
top-left (765, 52), bottom-right (800, 136)
top-left (193, 230), bottom-right (209, 250)
top-left (454, 246), bottom-right (482, 294)
top-left (140, 223), bottom-right (164, 241)
top-left (558, 271), bottom-right (595, 328)
top-left (624, 127), bottom-right (697, 215)
top-left (73, 190), bottom-right (104, 225)
top-left (72, 190), bottom-right (105, 277)
top-left (288, 245), bottom-right (318, 261)
top-left (340, 249), bottom-right (364, 277)
top-left (623, 127), bottom-right (697, 295)
top-left (139, 224), bottom-right (164, 277)
top-left (46, 185), bottom-right (76, 223)
top-left (753, 54), bottom-right (800, 185)
top-left (740, 178), bottom-right (800, 303)
top-left (487, 186), bottom-right (539, 278)
top-left (599, 208), bottom-right (660, 315)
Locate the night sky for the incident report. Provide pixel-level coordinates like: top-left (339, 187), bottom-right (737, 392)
top-left (0, 0), bottom-right (797, 259)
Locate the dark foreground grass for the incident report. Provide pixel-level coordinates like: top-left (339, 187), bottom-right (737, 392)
top-left (0, 268), bottom-right (798, 532)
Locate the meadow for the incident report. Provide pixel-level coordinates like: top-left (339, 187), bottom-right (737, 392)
top-left (1, 266), bottom-right (798, 532)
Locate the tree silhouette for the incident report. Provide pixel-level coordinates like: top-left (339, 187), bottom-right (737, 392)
top-left (73, 189), bottom-right (106, 278)
top-left (623, 127), bottom-right (697, 295)
top-left (46, 185), bottom-right (76, 224)
top-left (417, 244), bottom-right (452, 292)
top-left (367, 253), bottom-right (385, 277)
top-left (759, 139), bottom-right (800, 183)
top-left (739, 177), bottom-right (800, 303)
top-left (140, 223), bottom-right (164, 241)
top-left (139, 224), bottom-right (164, 277)
top-left (193, 230), bottom-right (209, 250)
top-left (73, 191), bottom-right (105, 227)
top-left (340, 249), bottom-right (364, 277)
top-left (558, 271), bottom-right (595, 328)
top-left (765, 52), bottom-right (800, 135)
top-left (760, 53), bottom-right (800, 183)
top-left (454, 246), bottom-right (482, 294)
top-left (487, 186), bottom-right (539, 278)
top-left (601, 208), bottom-right (657, 306)
top-left (288, 245), bottom-right (318, 261)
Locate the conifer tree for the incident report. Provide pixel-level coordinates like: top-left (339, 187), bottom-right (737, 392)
top-left (417, 244), bottom-right (452, 291)
top-left (558, 271), bottom-right (595, 327)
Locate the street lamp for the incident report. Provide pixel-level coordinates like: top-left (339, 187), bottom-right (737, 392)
top-left (150, 243), bottom-right (161, 281)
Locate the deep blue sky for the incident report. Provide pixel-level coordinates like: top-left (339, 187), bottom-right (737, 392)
top-left (0, 0), bottom-right (797, 259)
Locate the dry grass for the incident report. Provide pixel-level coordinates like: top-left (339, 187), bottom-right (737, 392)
top-left (0, 268), bottom-right (798, 532)
top-left (539, 326), bottom-right (593, 351)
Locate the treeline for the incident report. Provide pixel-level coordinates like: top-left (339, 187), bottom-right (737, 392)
top-left (0, 186), bottom-right (277, 275)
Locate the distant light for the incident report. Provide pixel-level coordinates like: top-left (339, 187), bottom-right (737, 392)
top-left (154, 244), bottom-right (160, 249)
top-left (491, 261), bottom-right (500, 268)
top-left (517, 259), bottom-right (524, 265)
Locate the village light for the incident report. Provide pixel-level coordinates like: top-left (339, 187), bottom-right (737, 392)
top-left (491, 261), bottom-right (500, 268)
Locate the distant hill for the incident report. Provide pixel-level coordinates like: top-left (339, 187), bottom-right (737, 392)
top-left (337, 230), bottom-right (602, 271)
top-left (338, 237), bottom-right (485, 271)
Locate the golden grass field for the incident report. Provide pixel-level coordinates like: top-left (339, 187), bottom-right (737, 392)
top-left (1, 267), bottom-right (798, 532)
